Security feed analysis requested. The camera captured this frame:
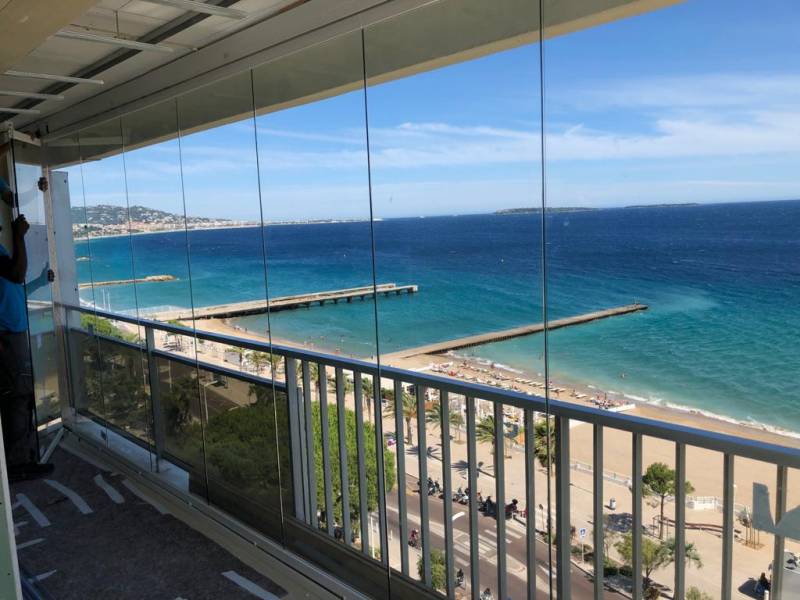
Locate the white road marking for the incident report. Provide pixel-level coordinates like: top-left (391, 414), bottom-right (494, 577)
top-left (122, 480), bottom-right (168, 514)
top-left (33, 570), bottom-right (56, 582)
top-left (17, 538), bottom-right (44, 550)
top-left (93, 474), bottom-right (124, 504)
top-left (14, 520), bottom-right (28, 537)
top-left (452, 511), bottom-right (465, 522)
top-left (44, 480), bottom-right (93, 515)
top-left (15, 494), bottom-right (50, 527)
top-left (222, 571), bottom-right (280, 600)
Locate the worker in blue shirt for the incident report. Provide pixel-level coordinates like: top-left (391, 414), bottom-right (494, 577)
top-left (0, 174), bottom-right (54, 480)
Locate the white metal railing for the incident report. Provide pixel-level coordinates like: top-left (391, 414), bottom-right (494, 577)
top-left (60, 303), bottom-right (800, 600)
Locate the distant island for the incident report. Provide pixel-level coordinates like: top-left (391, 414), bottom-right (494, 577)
top-left (495, 207), bottom-right (596, 215)
top-left (623, 203), bottom-right (701, 209)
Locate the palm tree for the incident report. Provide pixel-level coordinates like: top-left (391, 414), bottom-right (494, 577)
top-left (361, 376), bottom-right (374, 421)
top-left (534, 417), bottom-right (556, 475)
top-left (383, 391), bottom-right (417, 445)
top-left (425, 399), bottom-right (465, 440)
top-left (475, 414), bottom-right (497, 454)
top-left (247, 350), bottom-right (270, 375)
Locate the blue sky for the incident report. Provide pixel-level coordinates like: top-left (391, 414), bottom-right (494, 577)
top-left (73, 0), bottom-right (800, 220)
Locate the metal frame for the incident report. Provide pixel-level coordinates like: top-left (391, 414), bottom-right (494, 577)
top-left (674, 443), bottom-right (686, 599)
top-left (592, 424), bottom-right (604, 600)
top-left (59, 304), bottom-right (800, 468)
top-left (631, 433), bottom-right (643, 599)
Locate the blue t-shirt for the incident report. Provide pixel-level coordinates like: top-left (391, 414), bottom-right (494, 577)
top-left (0, 244), bottom-right (27, 333)
top-left (0, 177), bottom-right (10, 194)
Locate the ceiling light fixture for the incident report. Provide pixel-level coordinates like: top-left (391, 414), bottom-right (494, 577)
top-left (4, 70), bottom-right (105, 85)
top-left (143, 0), bottom-right (248, 19)
top-left (0, 90), bottom-right (65, 101)
top-left (55, 30), bottom-right (175, 54)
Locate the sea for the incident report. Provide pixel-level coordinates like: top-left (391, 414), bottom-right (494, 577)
top-left (76, 200), bottom-right (800, 435)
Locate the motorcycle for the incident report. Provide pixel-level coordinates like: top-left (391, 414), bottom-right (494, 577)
top-left (408, 529), bottom-right (420, 548)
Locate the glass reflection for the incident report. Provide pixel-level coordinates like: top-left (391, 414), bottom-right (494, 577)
top-left (364, 0), bottom-right (543, 594)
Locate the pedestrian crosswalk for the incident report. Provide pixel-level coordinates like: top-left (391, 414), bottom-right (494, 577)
top-left (451, 524), bottom-right (526, 567)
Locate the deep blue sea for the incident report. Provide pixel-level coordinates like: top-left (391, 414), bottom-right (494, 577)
top-left (76, 200), bottom-right (800, 433)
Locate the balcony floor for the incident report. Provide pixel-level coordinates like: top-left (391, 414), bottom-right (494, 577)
top-left (11, 444), bottom-right (298, 599)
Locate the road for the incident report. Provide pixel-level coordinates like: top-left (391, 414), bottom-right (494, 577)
top-left (382, 475), bottom-right (620, 599)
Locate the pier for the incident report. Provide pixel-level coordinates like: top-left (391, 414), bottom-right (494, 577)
top-left (150, 283), bottom-right (418, 321)
top-left (387, 303), bottom-right (647, 359)
top-left (80, 274), bottom-right (176, 289)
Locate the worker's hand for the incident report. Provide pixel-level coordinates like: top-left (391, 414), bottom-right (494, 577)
top-left (11, 215), bottom-right (29, 238)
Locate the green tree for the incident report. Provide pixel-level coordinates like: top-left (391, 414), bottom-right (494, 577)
top-left (686, 586), bottom-right (713, 600)
top-left (642, 462), bottom-right (695, 539)
top-left (360, 376), bottom-right (375, 421)
top-left (313, 401), bottom-right (396, 526)
top-left (247, 351), bottom-right (271, 374)
top-left (475, 414), bottom-right (497, 453)
top-left (162, 374), bottom-right (197, 435)
top-left (417, 548), bottom-right (447, 592)
top-left (383, 390), bottom-right (417, 445)
top-left (425, 398), bottom-right (464, 438)
top-left (80, 314), bottom-right (139, 342)
top-left (533, 417), bottom-right (556, 474)
top-left (615, 534), bottom-right (702, 592)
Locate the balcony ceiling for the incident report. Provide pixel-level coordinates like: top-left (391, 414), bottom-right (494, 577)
top-left (2, 0), bottom-right (681, 144)
top-left (0, 0), bottom-right (300, 127)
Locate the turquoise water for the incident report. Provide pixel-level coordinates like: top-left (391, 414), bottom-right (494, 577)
top-left (76, 201), bottom-right (800, 433)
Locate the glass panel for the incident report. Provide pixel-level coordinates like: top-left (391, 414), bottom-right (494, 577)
top-left (364, 0), bottom-right (544, 595)
top-left (77, 119), bottom-right (151, 453)
top-left (155, 354), bottom-right (205, 491)
top-left (10, 141), bottom-right (60, 434)
top-left (45, 131), bottom-right (107, 444)
top-left (252, 31), bottom-right (376, 359)
top-left (175, 71), bottom-right (267, 503)
top-left (252, 29), bottom-right (388, 589)
top-left (198, 365), bottom-right (289, 541)
top-left (543, 1), bottom-right (800, 595)
top-left (120, 99), bottom-right (195, 329)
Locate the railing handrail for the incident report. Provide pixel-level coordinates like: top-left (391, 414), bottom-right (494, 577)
top-left (60, 301), bottom-right (800, 468)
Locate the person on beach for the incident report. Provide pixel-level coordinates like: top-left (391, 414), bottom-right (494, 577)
top-left (0, 172), bottom-right (54, 481)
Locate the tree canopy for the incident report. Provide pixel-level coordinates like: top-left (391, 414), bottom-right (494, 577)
top-left (642, 462), bottom-right (695, 539)
top-left (313, 401), bottom-right (396, 525)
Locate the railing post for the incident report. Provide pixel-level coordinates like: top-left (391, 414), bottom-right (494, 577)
top-left (593, 424), bottom-right (604, 600)
top-left (393, 378), bottom-right (409, 575)
top-left (772, 465), bottom-right (787, 599)
top-left (285, 356), bottom-right (306, 523)
top-left (440, 390), bottom-right (455, 597)
top-left (145, 327), bottom-right (165, 471)
top-left (302, 362), bottom-right (318, 529)
top-left (466, 397), bottom-right (480, 600)
top-left (335, 368), bottom-right (351, 545)
top-left (674, 443), bottom-right (686, 600)
top-left (555, 416), bottom-right (571, 600)
top-left (354, 372), bottom-right (370, 555)
top-left (416, 385), bottom-right (431, 586)
top-left (318, 364), bottom-right (335, 537)
top-left (371, 374), bottom-right (388, 566)
top-left (524, 408), bottom-right (537, 600)
top-left (722, 454), bottom-right (734, 600)
top-left (494, 401), bottom-right (507, 600)
top-left (632, 433), bottom-right (643, 599)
